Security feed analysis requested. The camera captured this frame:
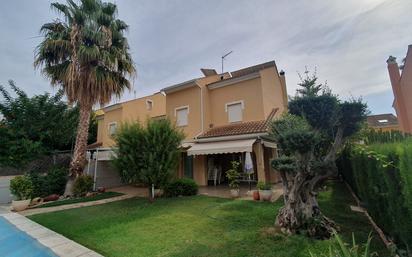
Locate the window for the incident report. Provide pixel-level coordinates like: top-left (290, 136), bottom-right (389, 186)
top-left (378, 119), bottom-right (388, 123)
top-left (146, 100), bottom-right (153, 110)
top-left (108, 122), bottom-right (117, 137)
top-left (226, 101), bottom-right (243, 123)
top-left (175, 106), bottom-right (189, 126)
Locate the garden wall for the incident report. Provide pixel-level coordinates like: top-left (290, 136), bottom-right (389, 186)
top-left (337, 140), bottom-right (412, 254)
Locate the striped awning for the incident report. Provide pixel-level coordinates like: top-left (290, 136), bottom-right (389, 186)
top-left (187, 139), bottom-right (256, 156)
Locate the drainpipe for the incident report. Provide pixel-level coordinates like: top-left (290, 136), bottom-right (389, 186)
top-left (195, 84), bottom-right (204, 138)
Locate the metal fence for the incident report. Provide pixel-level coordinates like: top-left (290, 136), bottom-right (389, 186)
top-left (85, 148), bottom-right (125, 190)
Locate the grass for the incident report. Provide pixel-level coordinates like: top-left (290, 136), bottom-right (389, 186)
top-left (29, 182), bottom-right (389, 257)
top-left (35, 192), bottom-right (124, 208)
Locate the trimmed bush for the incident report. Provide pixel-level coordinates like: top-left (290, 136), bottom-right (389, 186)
top-left (10, 175), bottom-right (33, 200)
top-left (337, 140), bottom-right (412, 254)
top-left (72, 175), bottom-right (94, 197)
top-left (29, 167), bottom-right (68, 198)
top-left (164, 178), bottom-right (198, 197)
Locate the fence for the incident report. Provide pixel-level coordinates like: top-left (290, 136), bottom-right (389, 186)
top-left (85, 148), bottom-right (125, 190)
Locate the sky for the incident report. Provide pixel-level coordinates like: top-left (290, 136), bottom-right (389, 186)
top-left (0, 0), bottom-right (411, 115)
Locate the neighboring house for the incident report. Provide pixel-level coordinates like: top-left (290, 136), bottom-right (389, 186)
top-left (95, 60), bottom-right (287, 186)
top-left (387, 44), bottom-right (412, 133)
top-left (96, 92), bottom-right (166, 147)
top-left (367, 114), bottom-right (399, 132)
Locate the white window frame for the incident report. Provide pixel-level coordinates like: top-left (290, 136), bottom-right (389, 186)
top-left (146, 99), bottom-right (153, 110)
top-left (175, 105), bottom-right (189, 127)
top-left (225, 100), bottom-right (244, 123)
top-left (108, 122), bottom-right (117, 137)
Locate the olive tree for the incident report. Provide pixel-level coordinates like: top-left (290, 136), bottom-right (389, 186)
top-left (271, 71), bottom-right (367, 238)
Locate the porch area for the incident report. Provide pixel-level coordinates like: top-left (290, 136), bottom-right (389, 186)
top-left (178, 138), bottom-right (281, 186)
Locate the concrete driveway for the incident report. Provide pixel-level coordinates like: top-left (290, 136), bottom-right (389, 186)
top-left (0, 176), bottom-right (14, 204)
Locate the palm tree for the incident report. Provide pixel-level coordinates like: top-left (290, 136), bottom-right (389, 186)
top-left (35, 0), bottom-right (135, 184)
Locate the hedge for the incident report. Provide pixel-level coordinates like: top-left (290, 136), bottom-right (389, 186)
top-left (337, 140), bottom-right (412, 254)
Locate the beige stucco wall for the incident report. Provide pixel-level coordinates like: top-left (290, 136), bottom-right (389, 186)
top-left (193, 155), bottom-right (207, 186)
top-left (97, 93), bottom-right (166, 147)
top-left (121, 93), bottom-right (165, 123)
top-left (99, 107), bottom-right (123, 147)
top-left (165, 86), bottom-right (202, 140)
top-left (260, 67), bottom-right (287, 118)
top-left (208, 77), bottom-right (266, 127)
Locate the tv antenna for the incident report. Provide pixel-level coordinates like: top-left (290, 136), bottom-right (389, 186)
top-left (221, 50), bottom-right (233, 74)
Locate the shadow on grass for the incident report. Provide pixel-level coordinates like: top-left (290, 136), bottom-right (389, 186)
top-left (28, 182), bottom-right (390, 257)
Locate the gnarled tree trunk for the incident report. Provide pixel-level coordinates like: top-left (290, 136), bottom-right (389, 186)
top-left (65, 102), bottom-right (92, 195)
top-left (275, 174), bottom-right (337, 239)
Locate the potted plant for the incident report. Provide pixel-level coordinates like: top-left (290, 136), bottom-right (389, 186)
top-left (252, 190), bottom-right (260, 201)
top-left (257, 182), bottom-right (272, 201)
top-left (10, 175), bottom-right (33, 211)
top-left (226, 161), bottom-right (241, 198)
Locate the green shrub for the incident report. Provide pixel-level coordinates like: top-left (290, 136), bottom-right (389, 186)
top-left (257, 181), bottom-right (272, 190)
top-left (72, 175), bottom-right (93, 197)
top-left (113, 119), bottom-right (184, 190)
top-left (164, 178), bottom-right (198, 197)
top-left (310, 232), bottom-right (376, 257)
top-left (337, 140), bottom-right (412, 255)
top-left (10, 175), bottom-right (33, 200)
top-left (29, 167), bottom-right (68, 197)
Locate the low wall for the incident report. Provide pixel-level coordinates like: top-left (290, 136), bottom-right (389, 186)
top-left (0, 176), bottom-right (13, 204)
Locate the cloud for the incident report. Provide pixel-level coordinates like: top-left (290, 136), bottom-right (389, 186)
top-left (0, 0), bottom-right (411, 115)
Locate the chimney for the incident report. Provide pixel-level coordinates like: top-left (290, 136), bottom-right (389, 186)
top-left (387, 56), bottom-right (401, 88)
top-left (200, 68), bottom-right (217, 77)
top-left (387, 56), bottom-right (410, 132)
top-left (279, 70), bottom-right (288, 108)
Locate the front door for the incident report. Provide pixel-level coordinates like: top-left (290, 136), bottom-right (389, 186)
top-left (184, 155), bottom-right (193, 178)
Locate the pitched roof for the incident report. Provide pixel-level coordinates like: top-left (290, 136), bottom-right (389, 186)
top-left (367, 114), bottom-right (399, 128)
top-left (197, 108), bottom-right (278, 139)
top-left (229, 61), bottom-right (276, 79)
top-left (161, 60), bottom-right (277, 93)
top-left (206, 61), bottom-right (276, 88)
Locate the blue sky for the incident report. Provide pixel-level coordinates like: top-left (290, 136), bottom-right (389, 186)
top-left (0, 0), bottom-right (411, 114)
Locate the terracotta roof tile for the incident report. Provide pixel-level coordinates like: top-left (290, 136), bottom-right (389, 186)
top-left (197, 120), bottom-right (269, 138)
top-left (197, 108), bottom-right (278, 139)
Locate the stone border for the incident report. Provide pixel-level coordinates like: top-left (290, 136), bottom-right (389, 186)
top-left (1, 212), bottom-right (103, 257)
top-left (20, 193), bottom-right (135, 216)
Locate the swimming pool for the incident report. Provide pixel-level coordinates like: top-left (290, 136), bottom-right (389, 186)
top-left (0, 217), bottom-right (57, 257)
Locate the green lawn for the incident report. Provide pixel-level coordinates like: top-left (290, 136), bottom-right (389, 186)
top-left (35, 192), bottom-right (124, 208)
top-left (29, 182), bottom-right (388, 257)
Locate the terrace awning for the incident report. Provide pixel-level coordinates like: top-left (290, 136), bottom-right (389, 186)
top-left (187, 139), bottom-right (256, 156)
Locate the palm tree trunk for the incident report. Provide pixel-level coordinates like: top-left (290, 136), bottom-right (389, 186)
top-left (70, 103), bottom-right (92, 176)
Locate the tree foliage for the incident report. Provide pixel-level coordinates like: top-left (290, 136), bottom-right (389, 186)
top-left (113, 119), bottom-right (184, 190)
top-left (0, 81), bottom-right (97, 168)
top-left (271, 69), bottom-right (367, 238)
top-left (35, 0), bottom-right (136, 175)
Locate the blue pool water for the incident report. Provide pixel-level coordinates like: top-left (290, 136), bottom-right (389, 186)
top-left (0, 217), bottom-right (57, 257)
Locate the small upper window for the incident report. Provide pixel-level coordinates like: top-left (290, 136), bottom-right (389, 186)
top-left (226, 101), bottom-right (243, 123)
top-left (378, 119), bottom-right (388, 123)
top-left (146, 100), bottom-right (153, 110)
top-left (176, 106), bottom-right (189, 127)
top-left (108, 122), bottom-right (117, 137)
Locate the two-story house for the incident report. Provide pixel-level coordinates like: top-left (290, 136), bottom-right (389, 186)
top-left (94, 61), bottom-right (287, 187)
